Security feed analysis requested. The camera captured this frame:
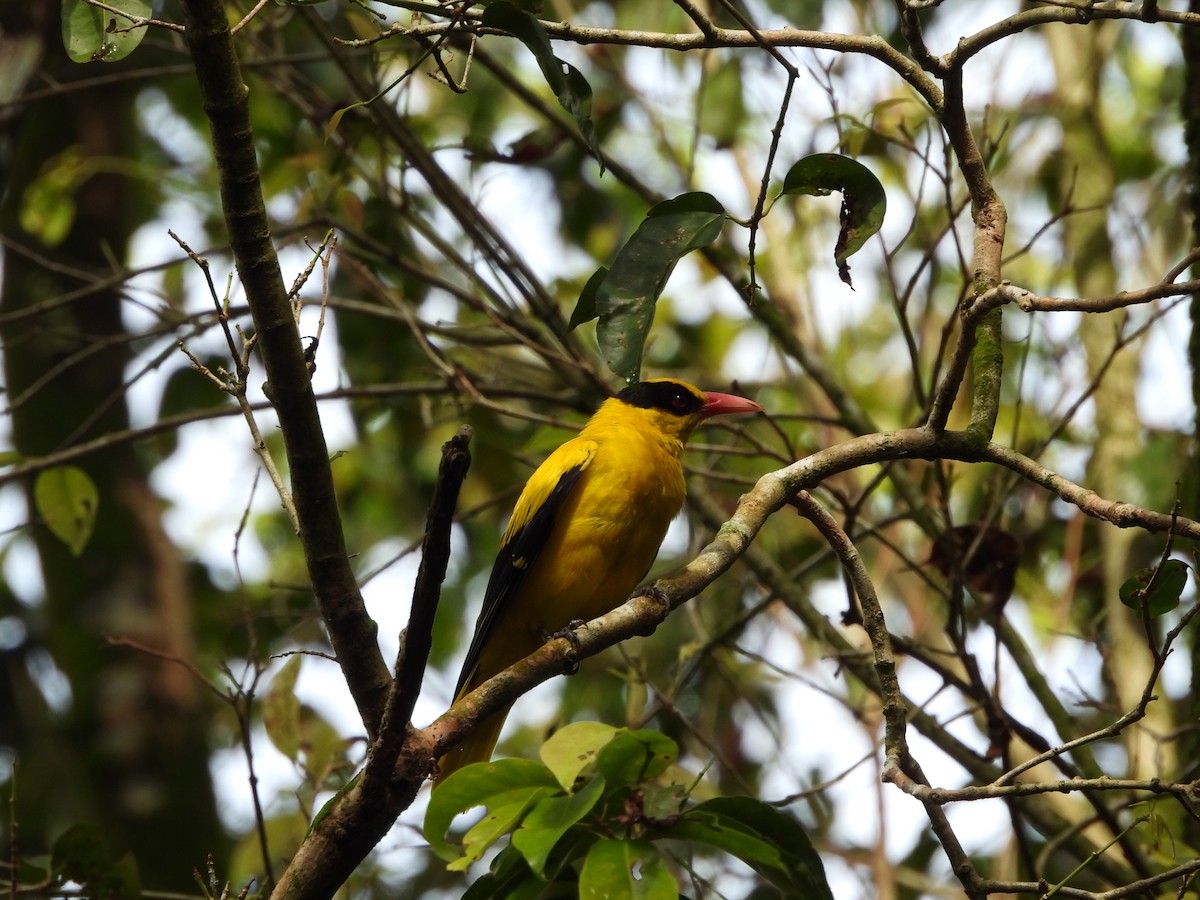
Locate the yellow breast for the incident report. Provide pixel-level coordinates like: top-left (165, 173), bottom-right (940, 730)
top-left (521, 421), bottom-right (685, 629)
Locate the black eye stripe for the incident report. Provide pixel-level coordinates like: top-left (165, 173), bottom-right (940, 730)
top-left (616, 381), bottom-right (704, 415)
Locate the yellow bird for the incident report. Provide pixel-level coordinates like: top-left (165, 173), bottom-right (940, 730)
top-left (436, 378), bottom-right (761, 784)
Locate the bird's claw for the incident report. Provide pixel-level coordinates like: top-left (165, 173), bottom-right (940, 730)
top-left (633, 586), bottom-right (670, 636)
top-left (543, 620), bottom-right (586, 674)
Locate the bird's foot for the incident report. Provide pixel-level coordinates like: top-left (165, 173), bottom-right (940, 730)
top-left (542, 620), bottom-right (586, 674)
top-left (632, 586), bottom-right (670, 636)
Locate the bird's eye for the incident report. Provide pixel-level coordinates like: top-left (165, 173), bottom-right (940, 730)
top-left (672, 393), bottom-right (688, 410)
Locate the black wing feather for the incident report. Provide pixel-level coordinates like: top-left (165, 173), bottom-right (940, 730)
top-left (453, 461), bottom-right (589, 698)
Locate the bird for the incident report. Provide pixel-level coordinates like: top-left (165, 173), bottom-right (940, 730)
top-left (435, 378), bottom-right (762, 785)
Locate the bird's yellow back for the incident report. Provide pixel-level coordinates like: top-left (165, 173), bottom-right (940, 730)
top-left (460, 395), bottom-right (690, 693)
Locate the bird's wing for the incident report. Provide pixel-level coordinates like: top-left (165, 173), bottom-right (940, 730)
top-left (453, 439), bottom-right (598, 698)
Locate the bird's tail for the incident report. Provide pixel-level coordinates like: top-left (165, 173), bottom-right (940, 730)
top-left (433, 706), bottom-right (511, 788)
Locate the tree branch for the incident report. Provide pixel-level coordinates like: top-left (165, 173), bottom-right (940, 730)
top-left (179, 0), bottom-right (392, 735)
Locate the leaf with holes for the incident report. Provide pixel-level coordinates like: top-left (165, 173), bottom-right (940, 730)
top-left (540, 721), bottom-right (619, 790)
top-left (579, 839), bottom-right (676, 900)
top-left (61, 0), bottom-right (151, 63)
top-left (781, 153), bottom-right (886, 288)
top-left (1119, 559), bottom-right (1189, 617)
top-left (35, 466), bottom-right (99, 556)
top-left (482, 2), bottom-right (603, 171)
top-left (574, 192), bottom-right (726, 381)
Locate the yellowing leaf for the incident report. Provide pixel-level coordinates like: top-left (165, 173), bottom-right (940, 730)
top-left (35, 466), bottom-right (99, 557)
top-left (539, 721), bottom-right (619, 790)
top-left (263, 656), bottom-right (303, 761)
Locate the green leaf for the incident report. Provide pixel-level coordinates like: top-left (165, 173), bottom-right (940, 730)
top-left (497, 126), bottom-right (570, 165)
top-left (568, 266), bottom-right (609, 332)
top-left (481, 2), bottom-right (603, 171)
top-left (298, 705), bottom-right (347, 782)
top-left (593, 192), bottom-right (726, 381)
top-left (580, 839), bottom-right (676, 900)
top-left (424, 759), bottom-right (561, 862)
top-left (159, 360), bottom-right (232, 418)
top-left (699, 59), bottom-right (747, 149)
top-left (1119, 559), bottom-right (1189, 617)
top-left (52, 824), bottom-right (141, 900)
top-left (645, 190), bottom-right (727, 221)
top-left (462, 844), bottom-right (540, 900)
top-left (781, 153), bottom-right (886, 287)
top-left (309, 771), bottom-right (359, 836)
top-left (51, 825), bottom-right (109, 884)
top-left (324, 101), bottom-right (368, 141)
top-left (35, 466), bottom-right (98, 556)
top-left (540, 721), bottom-right (620, 790)
top-left (511, 774), bottom-right (607, 876)
top-left (19, 149), bottom-right (88, 247)
top-left (454, 788), bottom-right (555, 871)
top-left (230, 813), bottom-right (308, 886)
top-left (660, 797), bottom-right (833, 899)
top-left (61, 0), bottom-right (151, 63)
top-left (595, 730), bottom-right (677, 787)
top-left (19, 178), bottom-right (75, 246)
top-left (263, 656), bottom-right (303, 761)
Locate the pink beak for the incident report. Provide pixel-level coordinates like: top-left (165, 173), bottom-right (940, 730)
top-left (700, 391), bottom-right (763, 418)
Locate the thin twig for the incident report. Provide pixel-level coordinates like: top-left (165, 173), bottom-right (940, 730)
top-left (81, 0), bottom-right (185, 32)
top-left (169, 230), bottom-right (300, 533)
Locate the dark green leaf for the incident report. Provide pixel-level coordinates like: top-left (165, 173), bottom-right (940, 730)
top-left (481, 2), bottom-right (603, 171)
top-left (593, 192), bottom-right (726, 381)
top-left (158, 360), bottom-right (231, 418)
top-left (781, 153), bottom-right (886, 287)
top-left (35, 466), bottom-right (98, 556)
top-left (1119, 559), bottom-right (1189, 617)
top-left (52, 824), bottom-right (109, 883)
top-left (511, 774), bottom-right (607, 876)
top-left (52, 824), bottom-right (141, 900)
top-left (568, 266), bottom-right (609, 332)
top-left (645, 191), bottom-right (725, 220)
top-left (580, 839), bottom-right (676, 899)
top-left (499, 126), bottom-right (570, 165)
top-left (61, 0), bottom-right (151, 63)
top-left (462, 844), bottom-right (539, 900)
top-left (660, 797), bottom-right (832, 899)
top-left (699, 59), bottom-right (747, 149)
top-left (154, 361), bottom-right (232, 457)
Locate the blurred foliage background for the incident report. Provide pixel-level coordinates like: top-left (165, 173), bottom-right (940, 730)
top-left (1, 0), bottom-right (1199, 897)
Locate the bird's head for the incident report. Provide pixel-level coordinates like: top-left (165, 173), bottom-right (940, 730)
top-left (610, 378), bottom-right (762, 442)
